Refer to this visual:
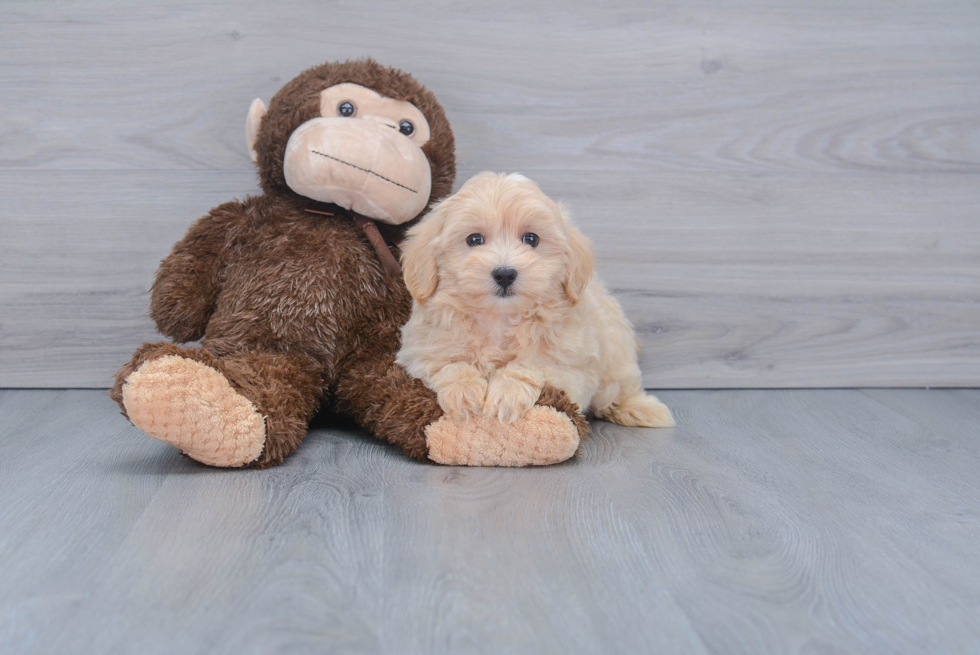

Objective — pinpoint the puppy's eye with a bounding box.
[522,232,540,248]
[398,120,415,136]
[338,101,356,117]
[466,234,485,247]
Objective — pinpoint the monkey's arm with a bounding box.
[150,201,242,343]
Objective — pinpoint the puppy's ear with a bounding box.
[401,202,447,304]
[561,209,595,304]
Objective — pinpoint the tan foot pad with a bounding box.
[425,405,580,467]
[121,355,266,467]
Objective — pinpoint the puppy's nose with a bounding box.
[492,266,518,290]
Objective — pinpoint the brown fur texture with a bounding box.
[110,59,586,467]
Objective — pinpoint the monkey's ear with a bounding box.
[561,208,595,305]
[401,202,448,304]
[245,98,267,163]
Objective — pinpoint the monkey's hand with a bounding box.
[150,202,242,342]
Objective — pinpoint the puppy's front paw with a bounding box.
[437,376,488,420]
[431,362,489,420]
[484,372,542,424]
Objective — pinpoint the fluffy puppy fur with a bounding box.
[396,172,675,429]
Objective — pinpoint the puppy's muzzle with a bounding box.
[492,267,518,295]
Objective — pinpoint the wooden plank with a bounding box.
[1,0,978,387]
[1,169,977,387]
[2,388,979,653]
[0,389,388,653]
[578,388,980,654]
[0,170,258,388]
[379,439,711,653]
[1,1,977,175]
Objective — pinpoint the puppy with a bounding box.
[396,172,675,429]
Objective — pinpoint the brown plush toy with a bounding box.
[110,59,587,468]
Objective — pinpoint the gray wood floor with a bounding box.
[1,389,978,654]
[2,1,979,388]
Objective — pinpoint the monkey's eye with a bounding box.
[337,101,355,117]
[398,120,415,136]
[466,234,485,247]
[522,232,540,248]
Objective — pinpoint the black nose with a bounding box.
[492,266,518,290]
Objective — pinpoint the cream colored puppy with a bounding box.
[396,172,675,429]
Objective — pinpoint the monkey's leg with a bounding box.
[110,342,323,468]
[424,384,590,466]
[333,352,589,466]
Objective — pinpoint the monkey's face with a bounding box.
[247,62,456,226]
[284,84,432,224]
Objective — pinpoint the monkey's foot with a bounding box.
[121,355,266,467]
[425,406,581,467]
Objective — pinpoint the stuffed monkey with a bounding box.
[110,59,587,468]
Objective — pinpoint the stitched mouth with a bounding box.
[310,150,418,194]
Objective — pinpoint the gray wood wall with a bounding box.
[2,0,978,388]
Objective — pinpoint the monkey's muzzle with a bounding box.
[283,117,432,225]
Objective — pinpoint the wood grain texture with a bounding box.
[1,0,979,387]
[2,388,979,654]
[2,170,977,387]
[3,1,978,175]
